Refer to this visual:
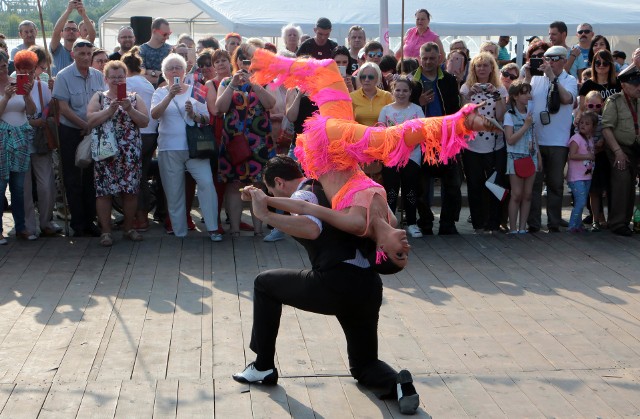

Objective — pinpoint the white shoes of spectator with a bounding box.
[406,225,423,238]
[263,228,285,242]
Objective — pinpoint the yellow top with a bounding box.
[350,88,393,127]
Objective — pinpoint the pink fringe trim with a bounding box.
[439,104,478,162]
[333,174,380,211]
[314,88,351,107]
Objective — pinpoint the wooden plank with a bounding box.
[0,384,16,414]
[113,379,156,418]
[476,371,542,417]
[278,377,315,419]
[440,373,505,418]
[339,377,393,418]
[0,381,50,419]
[75,379,121,419]
[413,374,466,418]
[152,378,178,419]
[213,377,253,418]
[508,371,582,417]
[39,380,87,418]
[305,376,353,418]
[247,380,291,418]
[176,379,214,418]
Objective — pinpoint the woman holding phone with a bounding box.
[87,60,149,246]
[460,52,508,234]
[151,53,221,241]
[216,43,275,237]
[0,50,37,244]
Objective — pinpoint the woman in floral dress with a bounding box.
[87,60,149,246]
[216,43,275,236]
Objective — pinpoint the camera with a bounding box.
[529,58,543,76]
[242,59,251,66]
[479,83,488,91]
[540,110,551,125]
[173,76,180,85]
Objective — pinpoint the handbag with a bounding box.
[90,93,118,161]
[514,156,535,178]
[547,79,561,114]
[227,133,253,165]
[75,133,93,168]
[186,123,217,159]
[32,81,55,154]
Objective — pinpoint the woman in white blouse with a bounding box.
[151,53,221,241]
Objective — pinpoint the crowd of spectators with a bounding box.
[2,4,640,246]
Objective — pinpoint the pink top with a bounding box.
[567,133,594,182]
[402,27,439,58]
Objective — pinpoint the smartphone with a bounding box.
[242,59,251,66]
[173,76,180,85]
[338,65,347,77]
[117,82,126,101]
[16,74,29,95]
[39,73,50,83]
[422,83,433,94]
[530,58,543,76]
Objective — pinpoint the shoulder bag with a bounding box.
[32,81,56,154]
[172,97,217,159]
[90,92,119,161]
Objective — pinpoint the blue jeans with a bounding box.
[568,180,591,229]
[0,171,27,235]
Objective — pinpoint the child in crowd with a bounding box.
[378,77,425,238]
[567,111,597,232]
[503,80,539,234]
[583,91,608,231]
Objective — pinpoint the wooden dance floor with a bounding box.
[1,221,640,417]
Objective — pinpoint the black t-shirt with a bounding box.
[579,79,621,99]
[108,51,122,61]
[296,38,338,60]
[348,56,359,75]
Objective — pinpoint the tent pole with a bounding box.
[379,0,389,54]
[400,0,405,73]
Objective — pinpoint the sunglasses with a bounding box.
[74,41,93,48]
[544,56,564,62]
[530,53,544,58]
[501,71,518,80]
[367,51,383,58]
[577,29,592,35]
[587,103,602,109]
[595,60,611,67]
[199,62,213,68]
[156,30,172,37]
[64,27,78,32]
[359,74,376,81]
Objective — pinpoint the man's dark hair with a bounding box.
[198,36,219,50]
[363,40,383,54]
[316,17,332,30]
[379,54,398,73]
[549,21,568,34]
[263,156,303,187]
[420,41,439,55]
[151,18,169,30]
[332,45,350,59]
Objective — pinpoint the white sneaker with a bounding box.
[209,233,223,242]
[263,228,285,242]
[406,225,423,238]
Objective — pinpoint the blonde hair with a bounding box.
[584,90,603,103]
[465,52,502,90]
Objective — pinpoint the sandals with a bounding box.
[123,229,143,242]
[100,233,113,247]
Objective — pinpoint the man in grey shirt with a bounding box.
[52,39,104,236]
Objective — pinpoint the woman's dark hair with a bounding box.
[28,45,51,66]
[92,48,107,61]
[590,49,617,86]
[526,41,550,61]
[121,46,142,74]
[366,249,404,275]
[332,45,350,60]
[0,50,8,64]
[379,54,398,73]
[263,156,303,187]
[396,58,418,75]
[198,35,219,50]
[231,43,251,72]
[197,48,214,67]
[415,8,431,19]
[212,48,231,64]
[588,35,611,65]
[580,110,599,128]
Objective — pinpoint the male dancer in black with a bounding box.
[233,156,420,415]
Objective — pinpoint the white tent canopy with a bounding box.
[99,0,640,52]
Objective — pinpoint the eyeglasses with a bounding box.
[587,103,602,109]
[367,51,383,58]
[530,53,544,58]
[501,71,518,80]
[359,74,376,81]
[64,27,78,32]
[198,62,213,68]
[544,56,564,62]
[74,41,93,49]
[107,75,126,80]
[577,29,592,35]
[38,65,48,71]
[165,65,184,72]
[156,30,172,37]
[595,60,611,67]
[93,59,108,64]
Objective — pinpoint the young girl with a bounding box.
[503,80,540,234]
[583,91,608,231]
[378,77,425,238]
[567,111,597,232]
